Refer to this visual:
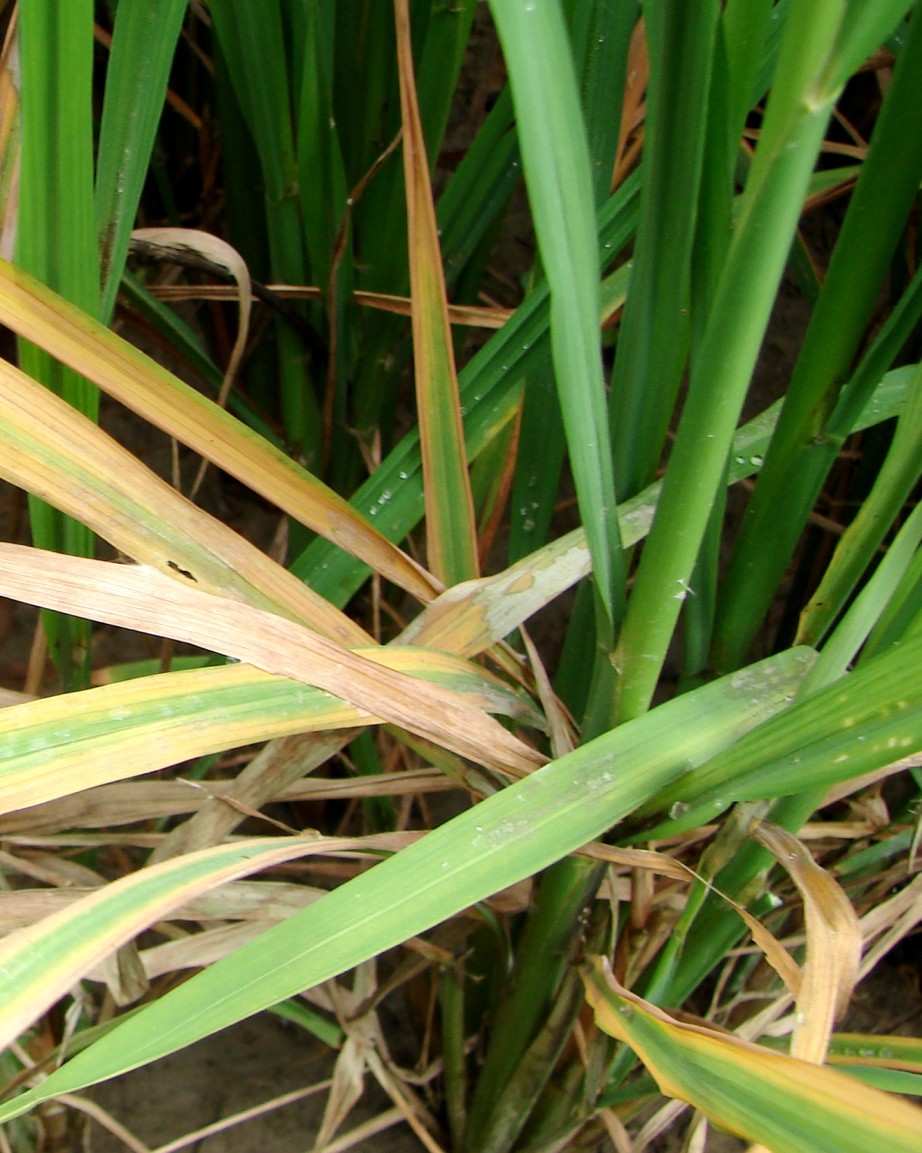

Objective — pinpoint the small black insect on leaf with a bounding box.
[167,560,197,582]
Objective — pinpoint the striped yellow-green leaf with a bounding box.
[0,353,369,645]
[831,1032,922,1074]
[582,956,922,1153]
[0,833,411,1055]
[0,259,438,604]
[0,664,364,817]
[0,642,535,819]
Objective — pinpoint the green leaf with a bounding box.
[16,0,99,686]
[209,0,320,457]
[797,358,922,652]
[609,0,720,496]
[95,0,188,322]
[0,649,809,1119]
[490,0,625,641]
[637,631,922,837]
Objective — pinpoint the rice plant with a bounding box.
[0,2,920,1150]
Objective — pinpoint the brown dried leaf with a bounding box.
[752,820,861,1064]
[0,544,544,777]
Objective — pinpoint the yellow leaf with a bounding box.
[582,956,922,1153]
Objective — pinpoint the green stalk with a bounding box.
[328,0,401,427]
[611,1,851,723]
[437,86,521,290]
[711,2,922,672]
[295,0,356,477]
[469,963,588,1153]
[565,0,638,205]
[464,858,602,1149]
[413,0,479,162]
[680,0,775,685]
[507,346,563,562]
[440,963,468,1153]
[294,0,348,293]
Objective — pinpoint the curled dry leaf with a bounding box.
[130,226,252,500]
[751,820,861,1064]
[130,227,252,413]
